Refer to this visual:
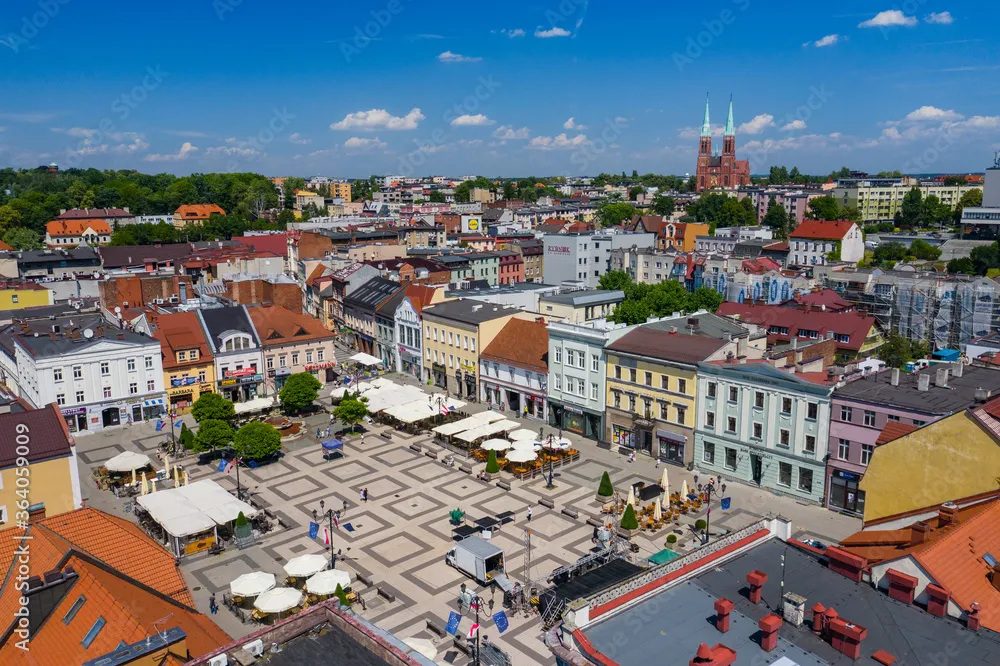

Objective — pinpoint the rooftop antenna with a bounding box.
[152,613,173,641]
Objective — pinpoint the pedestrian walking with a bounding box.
[526,507,532,522]
[342,499,348,515]
[209,593,217,614]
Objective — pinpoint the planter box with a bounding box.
[617,526,639,539]
[597,493,615,504]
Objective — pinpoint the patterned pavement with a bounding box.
[75,374,861,665]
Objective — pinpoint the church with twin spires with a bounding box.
[695,94,751,192]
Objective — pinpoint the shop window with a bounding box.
[798,468,813,493]
[724,447,737,470]
[778,463,792,487]
[704,442,715,464]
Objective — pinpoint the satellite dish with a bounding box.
[83,329,94,339]
[114,306,121,314]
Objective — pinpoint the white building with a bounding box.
[788,220,864,266]
[543,231,656,288]
[395,296,424,379]
[0,316,166,434]
[197,306,266,403]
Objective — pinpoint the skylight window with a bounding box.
[63,595,86,624]
[82,617,106,648]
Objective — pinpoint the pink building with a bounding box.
[497,251,524,285]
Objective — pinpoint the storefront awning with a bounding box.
[143,398,165,408]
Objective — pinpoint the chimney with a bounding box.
[890,368,900,386]
[910,521,930,546]
[925,584,951,618]
[918,373,931,392]
[938,502,959,527]
[828,616,868,661]
[967,602,982,631]
[824,546,867,582]
[811,602,826,633]
[714,598,733,634]
[758,614,781,652]
[884,568,918,605]
[747,570,767,604]
[935,367,949,388]
[975,387,990,402]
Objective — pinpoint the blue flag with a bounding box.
[721,497,731,510]
[445,611,461,636]
[216,459,227,473]
[155,420,165,432]
[309,521,319,539]
[493,610,509,633]
[175,421,183,428]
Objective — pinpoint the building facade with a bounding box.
[151,311,216,414]
[695,96,751,191]
[788,220,865,265]
[479,318,549,420]
[543,232,656,288]
[247,306,337,393]
[694,362,833,504]
[197,306,266,403]
[538,290,624,324]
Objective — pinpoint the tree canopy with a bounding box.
[334,396,369,432]
[598,270,723,324]
[687,193,755,228]
[878,332,929,369]
[233,421,282,460]
[597,202,638,228]
[191,393,235,423]
[279,372,322,413]
[194,419,235,453]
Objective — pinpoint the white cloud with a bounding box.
[677,125,724,140]
[882,126,903,140]
[535,26,570,38]
[344,136,388,150]
[527,133,589,150]
[438,51,482,63]
[204,144,261,159]
[742,133,850,154]
[925,11,954,25]
[111,135,149,154]
[417,144,449,154]
[859,10,918,28]
[493,126,530,140]
[288,132,311,145]
[143,142,198,162]
[808,34,841,48]
[782,119,807,131]
[457,139,483,147]
[563,117,586,130]
[451,114,495,127]
[415,33,443,39]
[163,129,211,138]
[331,108,424,131]
[962,115,1000,130]
[507,28,525,38]
[905,106,964,122]
[53,127,149,155]
[737,114,775,135]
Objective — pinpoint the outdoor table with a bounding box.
[638,484,664,502]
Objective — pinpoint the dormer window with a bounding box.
[223,334,253,351]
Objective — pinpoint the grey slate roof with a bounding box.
[645,312,750,339]
[2,315,157,358]
[422,299,519,325]
[343,277,402,312]
[197,305,260,351]
[539,290,625,307]
[833,365,1000,414]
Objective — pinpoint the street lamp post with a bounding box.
[168,410,177,455]
[702,481,726,545]
[545,433,555,489]
[313,500,338,569]
[461,585,487,666]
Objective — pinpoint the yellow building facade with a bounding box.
[164,361,216,414]
[0,284,53,311]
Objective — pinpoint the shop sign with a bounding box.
[61,407,87,416]
[168,386,194,396]
[225,367,256,378]
[834,469,859,481]
[564,405,583,415]
[171,376,198,387]
[304,362,334,371]
[220,378,238,387]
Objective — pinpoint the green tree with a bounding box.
[2,227,42,250]
[954,188,983,224]
[872,242,908,267]
[597,202,638,228]
[740,196,757,223]
[0,204,22,234]
[334,583,349,606]
[334,396,369,432]
[920,195,951,229]
[878,332,926,369]
[282,177,307,208]
[609,299,651,325]
[597,270,633,292]
[943,176,967,186]
[236,511,249,527]
[947,257,976,274]
[969,242,1000,275]
[761,198,790,238]
[279,372,322,414]
[598,471,614,497]
[806,196,842,221]
[191,392,235,423]
[233,421,281,460]
[620,504,639,530]
[485,449,500,474]
[179,423,195,450]
[687,286,724,313]
[900,187,923,229]
[428,190,446,203]
[909,239,941,261]
[194,419,235,452]
[651,194,676,216]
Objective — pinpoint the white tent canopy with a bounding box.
[365,384,427,413]
[284,553,329,578]
[136,479,257,538]
[104,450,152,473]
[349,352,383,367]
[507,429,538,442]
[230,572,276,598]
[235,396,275,415]
[403,637,437,661]
[305,569,351,595]
[480,439,512,451]
[455,419,519,443]
[254,587,303,614]
[506,448,537,463]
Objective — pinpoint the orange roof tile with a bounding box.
[175,204,226,219]
[403,283,439,315]
[876,421,919,445]
[480,318,549,373]
[152,311,214,371]
[0,241,13,251]
[789,220,856,240]
[45,219,112,237]
[247,305,336,346]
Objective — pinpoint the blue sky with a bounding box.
[0,1,998,178]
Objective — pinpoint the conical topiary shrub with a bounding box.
[485,449,500,474]
[620,504,638,530]
[235,511,248,527]
[334,583,349,606]
[597,471,614,497]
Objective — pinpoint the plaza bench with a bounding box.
[538,498,555,509]
[426,619,446,638]
[586,517,603,527]
[380,431,392,441]
[459,464,473,474]
[356,572,374,587]
[377,587,396,603]
[453,637,472,656]
[273,511,294,529]
[424,450,438,460]
[408,443,421,453]
[562,508,579,519]
[496,481,511,491]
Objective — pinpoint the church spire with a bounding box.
[724,95,735,136]
[700,93,711,138]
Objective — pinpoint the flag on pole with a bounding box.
[323,527,331,546]
[227,457,243,474]
[332,513,339,529]
[309,522,319,539]
[155,420,165,432]
[467,623,480,639]
[440,403,450,415]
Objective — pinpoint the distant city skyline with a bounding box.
[0,1,998,177]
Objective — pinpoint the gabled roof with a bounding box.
[607,327,728,365]
[876,420,919,445]
[790,288,851,311]
[197,305,259,350]
[343,277,404,312]
[151,311,214,371]
[55,208,132,220]
[45,219,112,237]
[246,306,335,346]
[789,220,856,240]
[401,283,439,315]
[98,243,192,269]
[231,233,288,257]
[0,403,73,468]
[480,318,549,373]
[717,301,877,352]
[175,204,226,219]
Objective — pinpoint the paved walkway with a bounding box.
[74,373,860,665]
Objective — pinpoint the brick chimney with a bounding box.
[910,521,930,546]
[925,584,950,617]
[714,598,733,634]
[828,616,868,660]
[758,614,782,652]
[967,602,982,631]
[811,602,826,633]
[689,643,737,666]
[938,503,959,528]
[884,568,918,605]
[747,570,767,604]
[823,607,838,639]
[824,546,867,582]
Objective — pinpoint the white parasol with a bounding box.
[508,429,538,441]
[480,439,512,452]
[506,448,537,463]
[163,454,170,476]
[681,479,689,498]
[284,553,328,578]
[404,637,438,660]
[510,439,541,451]
[305,569,351,595]
[131,467,137,486]
[140,471,148,495]
[105,450,152,473]
[149,477,157,493]
[625,486,636,508]
[660,468,669,495]
[653,498,662,522]
[230,571,276,598]
[174,466,181,487]
[542,438,571,450]
[254,587,303,614]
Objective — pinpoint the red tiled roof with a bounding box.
[791,288,851,311]
[151,311,214,371]
[55,207,131,220]
[0,241,14,251]
[717,302,877,352]
[789,220,856,240]
[876,421,919,445]
[247,305,336,346]
[403,283,439,315]
[175,204,225,219]
[232,233,288,257]
[45,219,112,237]
[0,403,73,468]
[480,318,548,372]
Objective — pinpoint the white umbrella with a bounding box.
[681,479,689,498]
[131,467,137,486]
[163,454,171,477]
[284,553,328,578]
[230,571,276,598]
[149,477,156,493]
[660,468,669,494]
[254,587,303,614]
[625,486,636,508]
[653,498,663,522]
[481,439,512,452]
[506,448,537,463]
[140,471,148,495]
[508,429,537,441]
[542,439,570,450]
[305,569,351,595]
[105,450,152,473]
[404,637,438,661]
